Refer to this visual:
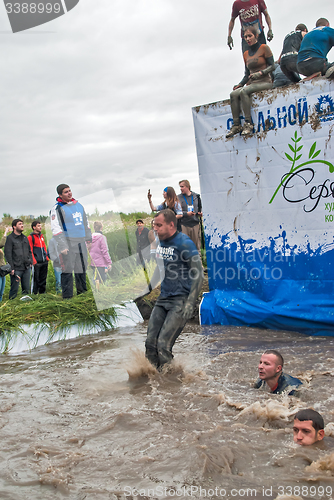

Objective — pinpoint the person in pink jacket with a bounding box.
[87,221,112,284]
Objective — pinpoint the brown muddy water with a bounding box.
[0,323,333,500]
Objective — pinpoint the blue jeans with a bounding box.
[0,276,6,301]
[54,266,62,293]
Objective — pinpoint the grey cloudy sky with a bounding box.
[0,0,332,217]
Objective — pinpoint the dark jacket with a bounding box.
[136,227,150,262]
[177,192,201,227]
[4,231,33,271]
[254,372,303,396]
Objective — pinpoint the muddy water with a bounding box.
[0,324,333,500]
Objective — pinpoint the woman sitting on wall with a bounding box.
[226,26,275,138]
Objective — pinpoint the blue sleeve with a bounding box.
[156,204,164,211]
[175,202,183,215]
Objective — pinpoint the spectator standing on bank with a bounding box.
[50,184,92,299]
[178,180,202,253]
[47,236,62,294]
[147,186,183,231]
[28,220,49,295]
[297,18,334,79]
[4,219,33,299]
[279,24,308,83]
[228,0,273,53]
[87,221,112,285]
[135,219,151,266]
[0,226,11,301]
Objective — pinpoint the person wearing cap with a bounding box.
[135,219,151,266]
[279,24,308,83]
[50,184,91,299]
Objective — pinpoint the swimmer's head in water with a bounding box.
[293,409,325,446]
[258,350,283,382]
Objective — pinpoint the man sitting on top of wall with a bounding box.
[297,18,334,79]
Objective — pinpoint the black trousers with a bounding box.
[297,58,333,77]
[280,55,301,83]
[60,243,87,299]
[9,268,31,299]
[145,295,188,368]
[32,261,48,294]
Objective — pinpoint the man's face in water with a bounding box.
[293,419,325,446]
[258,353,281,382]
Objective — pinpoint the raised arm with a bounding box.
[147,189,157,212]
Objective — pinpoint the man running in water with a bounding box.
[145,209,203,369]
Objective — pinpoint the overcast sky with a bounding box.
[0,0,332,217]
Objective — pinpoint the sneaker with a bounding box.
[226,124,242,138]
[325,66,334,79]
[241,122,254,136]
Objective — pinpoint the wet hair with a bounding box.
[12,218,23,228]
[93,221,103,232]
[179,179,191,190]
[316,18,329,27]
[154,208,177,227]
[263,349,284,368]
[56,183,69,195]
[295,24,308,32]
[294,409,324,431]
[31,220,41,230]
[243,25,259,37]
[164,186,179,210]
[136,219,144,224]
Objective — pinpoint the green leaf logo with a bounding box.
[269,134,334,204]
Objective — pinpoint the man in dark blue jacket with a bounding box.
[4,219,33,299]
[144,209,203,369]
[50,184,91,299]
[254,349,302,395]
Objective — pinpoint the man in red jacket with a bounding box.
[28,220,49,294]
